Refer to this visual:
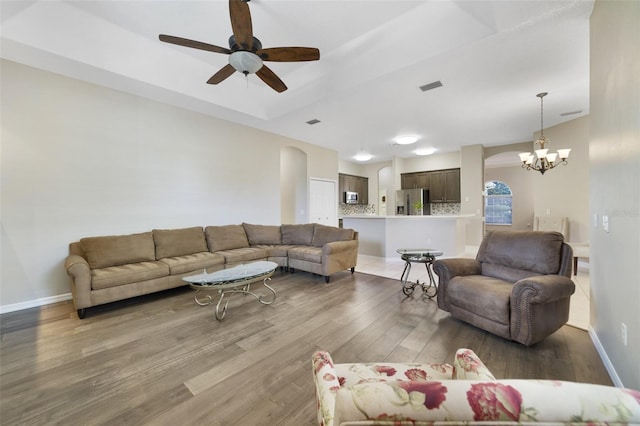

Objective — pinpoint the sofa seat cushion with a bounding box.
[336,361,453,388]
[253,244,297,257]
[312,224,355,247]
[158,252,225,275]
[205,225,249,252]
[153,227,207,259]
[281,223,315,245]
[288,246,322,264]
[215,247,268,264]
[448,275,513,325]
[91,261,169,290]
[242,223,282,245]
[81,232,156,269]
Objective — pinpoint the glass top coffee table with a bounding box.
[396,249,443,298]
[183,261,278,321]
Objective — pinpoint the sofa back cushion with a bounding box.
[281,223,315,245]
[242,223,282,245]
[80,232,156,269]
[205,225,249,252]
[477,231,564,277]
[153,227,207,259]
[311,224,355,247]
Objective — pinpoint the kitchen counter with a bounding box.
[342,214,475,258]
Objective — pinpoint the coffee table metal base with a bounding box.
[191,275,276,320]
[184,261,277,321]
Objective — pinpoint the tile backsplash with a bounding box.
[339,203,461,216]
[339,203,376,216]
[430,203,461,215]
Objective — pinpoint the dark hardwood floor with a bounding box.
[0,270,612,425]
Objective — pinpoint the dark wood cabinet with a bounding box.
[339,173,368,205]
[401,168,460,203]
[401,171,430,190]
[429,168,460,203]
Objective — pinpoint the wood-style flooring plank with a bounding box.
[0,270,612,425]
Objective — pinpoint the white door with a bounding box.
[310,179,337,226]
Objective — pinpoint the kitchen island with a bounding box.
[342,215,475,259]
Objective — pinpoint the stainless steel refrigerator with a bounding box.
[395,189,431,215]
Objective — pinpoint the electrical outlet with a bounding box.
[603,215,610,233]
[621,323,628,346]
[546,209,551,215]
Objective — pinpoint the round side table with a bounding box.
[396,249,443,298]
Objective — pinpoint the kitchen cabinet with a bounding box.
[429,168,460,203]
[339,173,368,205]
[401,171,430,190]
[401,168,460,203]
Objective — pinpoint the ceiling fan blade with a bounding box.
[229,0,253,51]
[256,65,287,93]
[159,34,231,55]
[207,64,236,85]
[257,47,320,62]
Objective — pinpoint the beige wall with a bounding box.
[0,60,338,308]
[531,116,590,243]
[589,0,639,389]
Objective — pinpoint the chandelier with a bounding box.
[518,92,570,174]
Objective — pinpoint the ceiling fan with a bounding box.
[159,0,320,93]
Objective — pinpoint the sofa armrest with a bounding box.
[64,255,92,309]
[322,239,358,255]
[432,258,481,311]
[312,351,340,426]
[512,274,575,304]
[452,348,495,380]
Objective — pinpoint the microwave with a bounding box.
[344,191,359,204]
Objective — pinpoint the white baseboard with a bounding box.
[589,326,624,387]
[0,293,72,315]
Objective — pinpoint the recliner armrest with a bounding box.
[512,274,575,304]
[433,258,481,311]
[433,258,481,278]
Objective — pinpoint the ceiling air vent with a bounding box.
[419,81,443,92]
[306,119,321,125]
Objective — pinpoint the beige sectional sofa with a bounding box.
[65,223,358,318]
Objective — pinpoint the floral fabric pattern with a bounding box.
[467,382,522,420]
[313,349,640,426]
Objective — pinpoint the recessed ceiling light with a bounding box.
[415,148,436,156]
[354,152,373,161]
[395,135,418,145]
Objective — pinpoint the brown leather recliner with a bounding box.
[433,231,575,346]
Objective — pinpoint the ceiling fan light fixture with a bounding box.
[229,51,263,74]
[395,135,418,145]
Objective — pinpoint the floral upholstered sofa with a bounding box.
[312,349,640,425]
[65,223,358,318]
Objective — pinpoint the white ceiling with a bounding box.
[1,0,593,164]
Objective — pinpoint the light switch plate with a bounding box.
[602,215,610,233]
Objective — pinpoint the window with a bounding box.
[484,181,512,225]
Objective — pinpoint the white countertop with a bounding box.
[342,214,476,219]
